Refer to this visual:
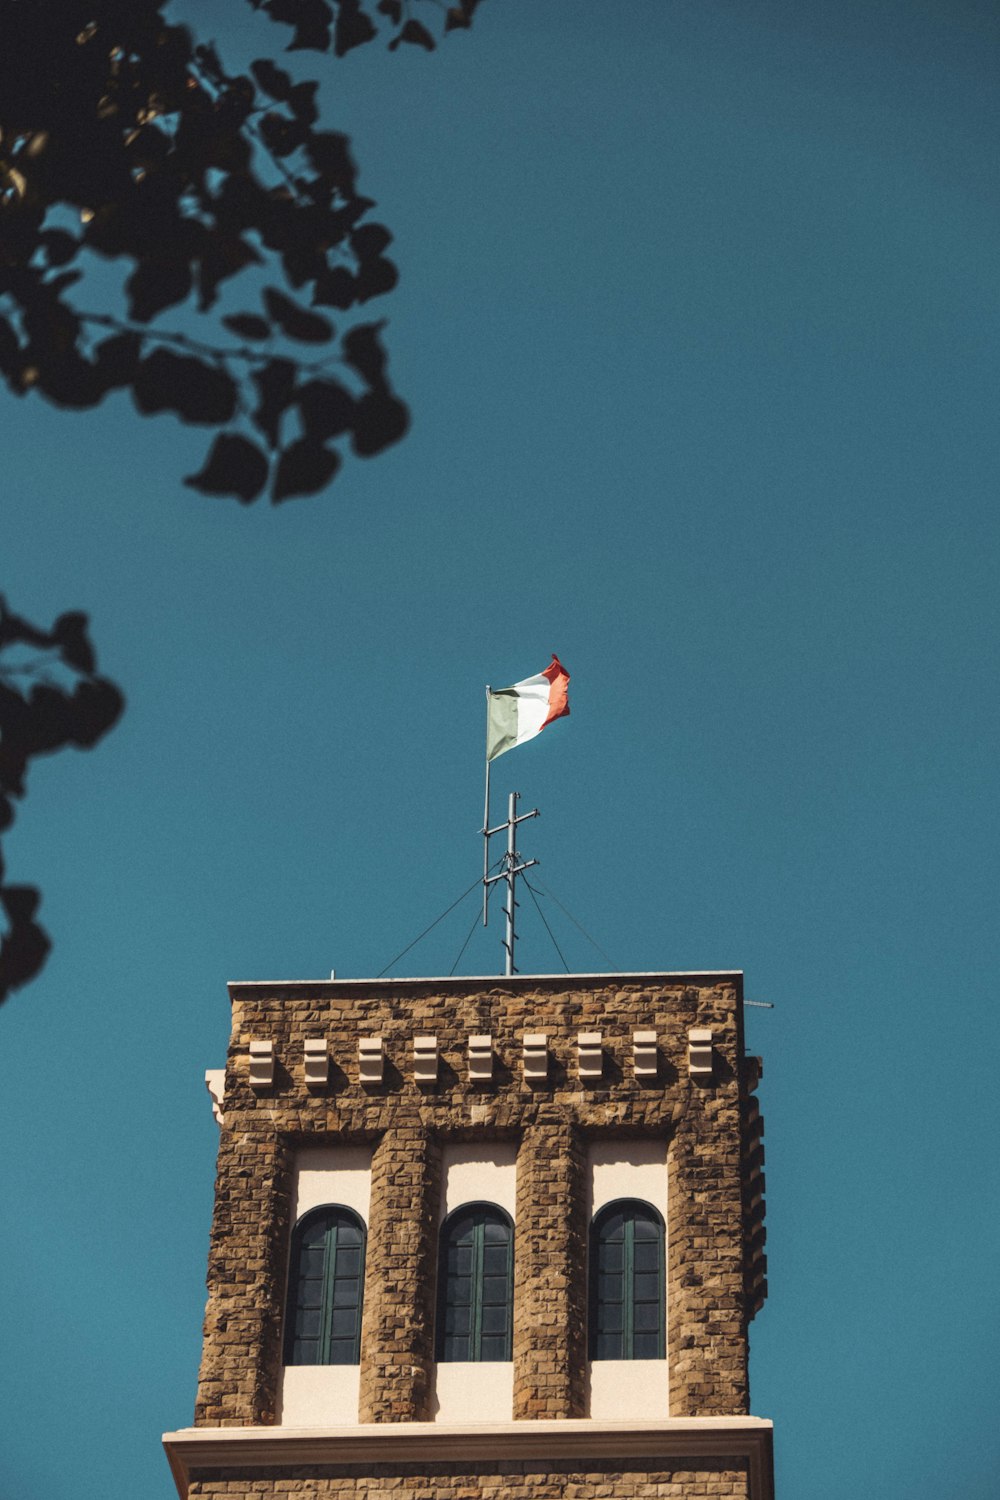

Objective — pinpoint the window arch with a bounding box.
[589,1198,665,1360]
[436,1202,514,1362]
[284,1205,367,1366]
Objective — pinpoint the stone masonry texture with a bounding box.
[188,1458,750,1499]
[194,974,761,1433]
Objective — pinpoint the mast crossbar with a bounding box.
[480,787,541,976]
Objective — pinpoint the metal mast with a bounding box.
[483,790,539,976]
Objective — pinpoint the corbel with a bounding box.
[746,1138,765,1181]
[469,1033,493,1083]
[248,1039,274,1090]
[744,1096,763,1140]
[413,1034,438,1085]
[747,1174,766,1220]
[688,1026,714,1079]
[523,1033,548,1084]
[303,1038,329,1089]
[577,1031,603,1082]
[633,1029,658,1080]
[359,1035,384,1086]
[204,1069,225,1125]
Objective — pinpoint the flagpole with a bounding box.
[482,686,491,925]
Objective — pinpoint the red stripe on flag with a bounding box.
[540,654,570,730]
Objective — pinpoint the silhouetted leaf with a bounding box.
[350,223,393,259]
[0,0,422,523]
[335,0,378,56]
[64,679,126,749]
[196,236,261,311]
[223,313,272,341]
[0,318,22,381]
[262,286,333,342]
[126,259,193,322]
[287,81,319,124]
[390,19,435,51]
[184,433,270,502]
[51,613,95,674]
[0,884,50,1003]
[296,376,354,440]
[251,58,294,99]
[93,332,142,391]
[271,437,341,500]
[255,0,480,51]
[39,229,79,267]
[343,321,388,385]
[354,253,398,302]
[35,353,105,408]
[445,0,480,30]
[312,266,357,309]
[44,270,83,298]
[133,349,238,424]
[251,358,298,447]
[305,131,356,189]
[265,0,333,50]
[259,111,306,157]
[0,597,123,1002]
[350,388,409,455]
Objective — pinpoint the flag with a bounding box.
[486,655,570,761]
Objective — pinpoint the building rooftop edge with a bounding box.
[227,970,744,997]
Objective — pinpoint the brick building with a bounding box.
[163,969,773,1499]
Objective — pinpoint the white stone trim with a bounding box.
[358,1035,383,1085]
[248,1039,274,1089]
[522,1032,548,1083]
[204,1069,225,1125]
[229,970,744,996]
[303,1038,329,1089]
[578,1031,603,1080]
[163,1417,774,1500]
[413,1034,438,1084]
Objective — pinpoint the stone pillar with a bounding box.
[359,1124,440,1421]
[667,1109,748,1416]
[512,1119,588,1419]
[195,1128,294,1426]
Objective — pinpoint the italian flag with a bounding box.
[486,655,570,761]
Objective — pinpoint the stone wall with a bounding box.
[188,1458,750,1500]
[194,974,756,1429]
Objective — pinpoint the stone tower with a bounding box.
[163,970,773,1499]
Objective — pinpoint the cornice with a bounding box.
[163,1415,773,1500]
[227,971,745,1001]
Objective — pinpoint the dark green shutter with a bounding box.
[590,1200,665,1360]
[285,1206,366,1366]
[437,1204,513,1362]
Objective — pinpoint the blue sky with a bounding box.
[2,1,998,1496]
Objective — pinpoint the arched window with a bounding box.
[436,1202,514,1362]
[589,1199,665,1360]
[284,1205,366,1366]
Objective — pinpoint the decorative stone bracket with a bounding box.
[234,1025,730,1095]
[204,1069,225,1125]
[248,1040,274,1090]
[577,1030,603,1081]
[468,1033,493,1083]
[742,1094,767,1318]
[523,1032,548,1083]
[413,1034,439,1085]
[358,1036,384,1086]
[633,1029,658,1079]
[303,1038,329,1089]
[688,1027,714,1079]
